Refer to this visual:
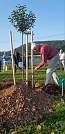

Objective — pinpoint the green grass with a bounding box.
[0,63,65,86]
[0,63,65,134]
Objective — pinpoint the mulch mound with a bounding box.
[0,83,62,131]
[42,83,62,95]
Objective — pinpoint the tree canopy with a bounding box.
[8,4,36,33]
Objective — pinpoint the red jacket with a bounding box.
[37,44,58,68]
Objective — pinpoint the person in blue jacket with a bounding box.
[3,52,9,71]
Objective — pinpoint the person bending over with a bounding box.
[32,43,59,85]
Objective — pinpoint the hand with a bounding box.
[34,67,38,72]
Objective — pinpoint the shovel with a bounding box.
[18,72,34,89]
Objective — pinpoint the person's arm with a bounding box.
[34,49,47,72]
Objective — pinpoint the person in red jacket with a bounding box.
[31,43,59,85]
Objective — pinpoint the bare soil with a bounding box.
[0,81,62,131]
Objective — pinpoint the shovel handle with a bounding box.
[25,72,34,83]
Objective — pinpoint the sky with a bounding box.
[0,0,65,51]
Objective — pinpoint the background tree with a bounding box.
[8,4,36,79]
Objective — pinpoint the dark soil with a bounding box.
[0,82,63,131]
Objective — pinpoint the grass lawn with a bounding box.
[0,63,65,84]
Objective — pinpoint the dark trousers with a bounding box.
[14,64,17,73]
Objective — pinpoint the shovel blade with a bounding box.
[19,81,28,89]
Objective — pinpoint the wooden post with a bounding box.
[31,31,34,88]
[9,31,16,85]
[22,32,24,80]
[26,34,28,85]
[62,79,64,97]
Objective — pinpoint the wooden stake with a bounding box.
[9,31,16,85]
[62,79,64,97]
[26,34,28,85]
[31,31,34,88]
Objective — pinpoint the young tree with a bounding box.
[8,4,36,79]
